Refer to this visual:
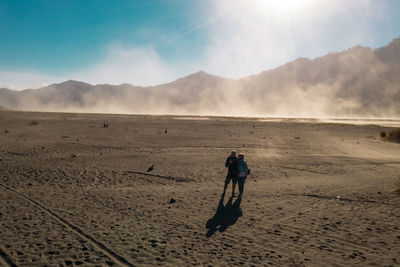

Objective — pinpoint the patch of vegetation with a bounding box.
[380,129,400,143]
[30,120,39,126]
[387,129,400,143]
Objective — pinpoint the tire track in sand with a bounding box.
[123,170,193,182]
[0,185,135,267]
[270,164,331,175]
[0,247,17,267]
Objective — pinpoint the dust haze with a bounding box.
[1,1,399,118]
[1,38,399,118]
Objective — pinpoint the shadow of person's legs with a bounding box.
[219,196,242,232]
[205,196,243,237]
[205,197,226,237]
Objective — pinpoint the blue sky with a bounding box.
[0,0,399,89]
[0,1,207,74]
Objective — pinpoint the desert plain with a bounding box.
[0,110,399,266]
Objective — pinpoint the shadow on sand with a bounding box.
[205,196,242,237]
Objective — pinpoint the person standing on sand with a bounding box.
[222,151,238,197]
[237,153,249,198]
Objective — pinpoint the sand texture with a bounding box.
[1,111,400,266]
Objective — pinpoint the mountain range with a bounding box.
[1,38,400,117]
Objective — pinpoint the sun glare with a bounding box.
[255,0,314,15]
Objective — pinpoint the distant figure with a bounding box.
[164,128,168,134]
[147,164,155,172]
[222,151,238,197]
[237,153,249,198]
[103,121,109,128]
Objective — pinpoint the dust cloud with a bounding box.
[0,38,399,118]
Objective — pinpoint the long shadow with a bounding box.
[205,196,242,237]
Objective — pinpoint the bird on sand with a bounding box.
[147,164,155,172]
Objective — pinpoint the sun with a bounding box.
[255,0,315,15]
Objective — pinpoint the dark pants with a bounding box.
[238,176,246,194]
[225,170,238,184]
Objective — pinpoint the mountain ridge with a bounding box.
[1,37,399,117]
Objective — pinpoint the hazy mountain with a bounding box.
[236,39,400,117]
[1,38,400,117]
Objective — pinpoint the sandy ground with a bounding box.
[0,111,399,266]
